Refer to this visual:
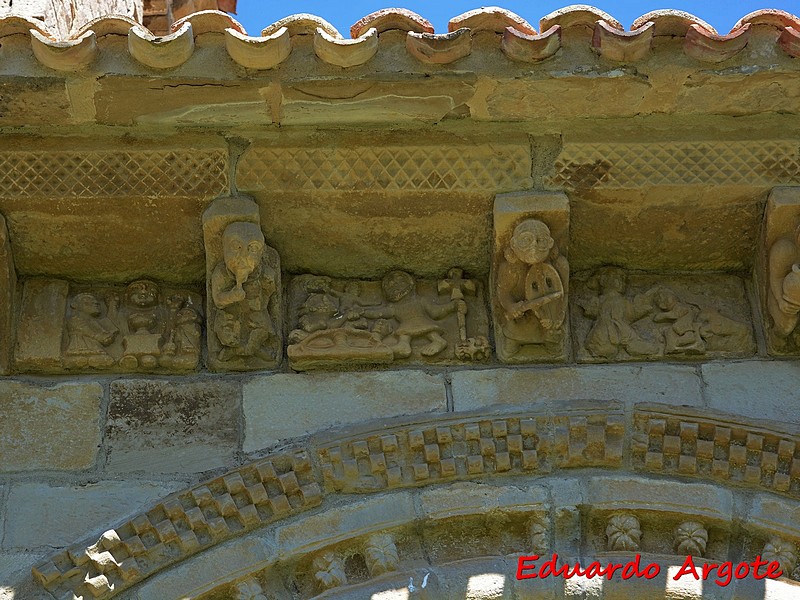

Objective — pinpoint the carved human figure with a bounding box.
[364,270,458,358]
[117,280,164,369]
[496,219,568,358]
[581,267,661,360]
[64,293,117,367]
[653,289,705,354]
[768,224,800,342]
[211,222,277,362]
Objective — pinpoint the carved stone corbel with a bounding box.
[203,195,282,371]
[492,191,570,363]
[759,187,800,354]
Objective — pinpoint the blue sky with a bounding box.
[231,1,799,36]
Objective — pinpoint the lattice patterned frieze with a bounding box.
[0,150,228,198]
[633,407,800,496]
[32,452,321,600]
[318,405,624,493]
[547,140,800,189]
[236,144,532,192]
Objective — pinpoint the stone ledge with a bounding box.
[450,364,702,412]
[702,361,800,424]
[243,370,447,452]
[0,381,103,473]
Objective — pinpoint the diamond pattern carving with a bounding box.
[548,141,800,189]
[33,452,321,600]
[319,405,624,493]
[0,150,228,198]
[237,144,531,192]
[633,406,800,497]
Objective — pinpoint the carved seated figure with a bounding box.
[211,222,277,363]
[64,293,117,368]
[768,224,800,346]
[581,267,661,360]
[496,219,568,359]
[118,279,164,369]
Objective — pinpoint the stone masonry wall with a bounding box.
[2,358,799,594]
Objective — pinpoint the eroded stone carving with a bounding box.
[762,537,798,576]
[364,533,400,576]
[766,227,800,353]
[606,513,641,551]
[574,268,754,361]
[675,521,708,556]
[287,270,489,370]
[14,278,202,373]
[233,577,267,600]
[203,196,282,371]
[313,551,347,591]
[493,192,570,363]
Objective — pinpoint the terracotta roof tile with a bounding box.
[350,8,432,38]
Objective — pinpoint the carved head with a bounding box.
[382,270,415,302]
[71,293,102,317]
[597,267,626,294]
[654,288,677,311]
[126,280,159,308]
[509,219,554,265]
[222,222,265,286]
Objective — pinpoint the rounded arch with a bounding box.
[30,401,800,599]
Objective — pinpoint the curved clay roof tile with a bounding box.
[631,9,716,36]
[501,25,561,63]
[261,13,340,38]
[406,28,473,64]
[171,10,245,35]
[684,23,751,63]
[350,8,433,38]
[449,6,536,35]
[314,27,378,68]
[540,4,623,32]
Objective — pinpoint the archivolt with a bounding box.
[32,400,800,599]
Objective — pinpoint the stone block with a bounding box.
[451,364,702,411]
[134,536,273,600]
[243,371,446,451]
[3,480,181,550]
[585,475,732,520]
[746,494,800,539]
[0,381,102,472]
[275,492,415,556]
[0,552,45,588]
[702,361,800,424]
[418,482,547,521]
[106,379,240,473]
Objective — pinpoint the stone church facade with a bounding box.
[0,1,799,598]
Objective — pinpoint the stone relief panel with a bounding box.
[572,269,755,362]
[287,269,489,371]
[203,196,283,372]
[14,278,202,373]
[492,191,570,363]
